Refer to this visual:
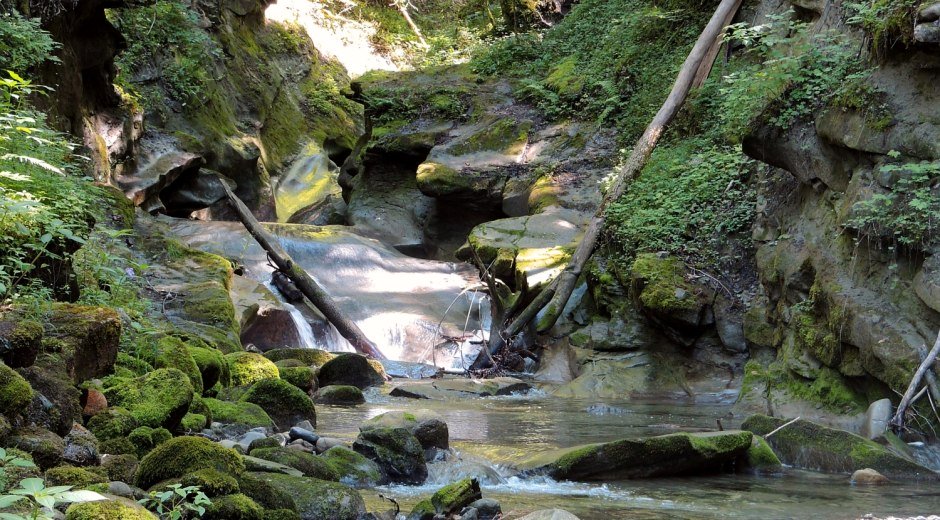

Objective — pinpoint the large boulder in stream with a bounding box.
[361,410,449,451]
[408,478,482,520]
[352,427,428,484]
[245,471,365,520]
[316,353,384,389]
[742,414,939,479]
[525,431,753,480]
[390,377,532,400]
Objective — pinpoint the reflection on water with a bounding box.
[319,391,940,520]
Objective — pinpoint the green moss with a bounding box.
[181,468,240,497]
[103,368,195,430]
[136,436,245,489]
[203,493,264,520]
[314,385,365,405]
[447,118,531,155]
[242,472,365,520]
[87,407,138,441]
[226,352,280,387]
[278,366,317,394]
[128,426,172,458]
[203,398,275,429]
[99,437,137,456]
[631,254,699,312]
[409,478,481,520]
[241,378,316,430]
[263,510,301,520]
[189,346,228,389]
[101,453,139,482]
[0,361,33,418]
[44,465,108,487]
[152,336,204,393]
[181,413,208,431]
[65,499,157,520]
[742,306,776,348]
[741,436,782,471]
[236,473,297,512]
[320,446,381,487]
[114,353,153,377]
[250,447,338,480]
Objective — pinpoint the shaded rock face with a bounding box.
[317,354,385,389]
[45,304,121,384]
[528,431,753,481]
[353,427,428,484]
[742,415,938,480]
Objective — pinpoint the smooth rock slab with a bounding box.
[526,431,753,481]
[742,414,938,480]
[390,377,532,400]
[245,471,365,520]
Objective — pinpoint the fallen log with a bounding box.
[470,0,744,369]
[890,329,940,432]
[215,175,386,360]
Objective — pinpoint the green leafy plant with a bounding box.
[0,14,61,72]
[844,0,919,53]
[0,449,35,493]
[0,477,105,520]
[847,159,940,250]
[138,484,211,520]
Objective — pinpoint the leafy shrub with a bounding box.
[847,158,940,250]
[0,13,60,72]
[845,0,920,53]
[605,140,756,267]
[138,484,211,520]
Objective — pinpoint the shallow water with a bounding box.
[316,389,940,519]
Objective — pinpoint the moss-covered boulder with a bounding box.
[316,354,384,389]
[65,498,157,520]
[44,304,121,384]
[150,337,204,393]
[236,472,297,511]
[204,398,275,429]
[101,454,139,483]
[127,426,172,458]
[0,319,42,368]
[320,446,381,487]
[17,362,81,436]
[226,352,280,387]
[103,368,194,431]
[352,427,427,484]
[62,423,100,467]
[529,431,753,481]
[241,378,316,430]
[189,346,228,390]
[738,435,782,473]
[245,472,365,520]
[8,426,65,469]
[203,493,264,520]
[135,436,245,489]
[87,407,138,442]
[99,438,136,457]
[314,385,364,405]
[181,412,209,431]
[407,478,482,520]
[741,414,938,479]
[0,362,33,418]
[181,468,241,497]
[361,410,448,451]
[264,348,335,367]
[45,465,108,487]
[250,447,338,480]
[278,366,318,395]
[630,254,712,333]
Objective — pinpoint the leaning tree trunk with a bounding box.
[216,175,387,360]
[471,0,744,369]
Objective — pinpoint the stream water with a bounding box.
[315,389,940,519]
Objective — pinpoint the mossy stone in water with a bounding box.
[321,446,381,487]
[250,447,338,480]
[226,352,280,387]
[408,477,482,520]
[241,378,316,430]
[87,407,138,441]
[65,498,157,520]
[317,354,384,389]
[103,368,194,431]
[203,493,264,520]
[244,471,365,520]
[135,435,245,489]
[741,414,938,479]
[181,413,209,431]
[264,348,335,367]
[204,398,275,429]
[739,435,782,472]
[237,472,297,511]
[314,385,365,405]
[0,362,33,418]
[352,427,427,484]
[538,430,753,481]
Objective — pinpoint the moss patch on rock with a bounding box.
[65,499,157,520]
[45,465,108,487]
[204,398,275,429]
[263,348,335,367]
[320,446,381,487]
[226,352,280,387]
[250,447,338,480]
[314,385,365,405]
[203,493,264,520]
[241,378,316,430]
[278,366,317,395]
[244,472,365,520]
[0,362,33,419]
[135,435,245,489]
[103,368,194,430]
